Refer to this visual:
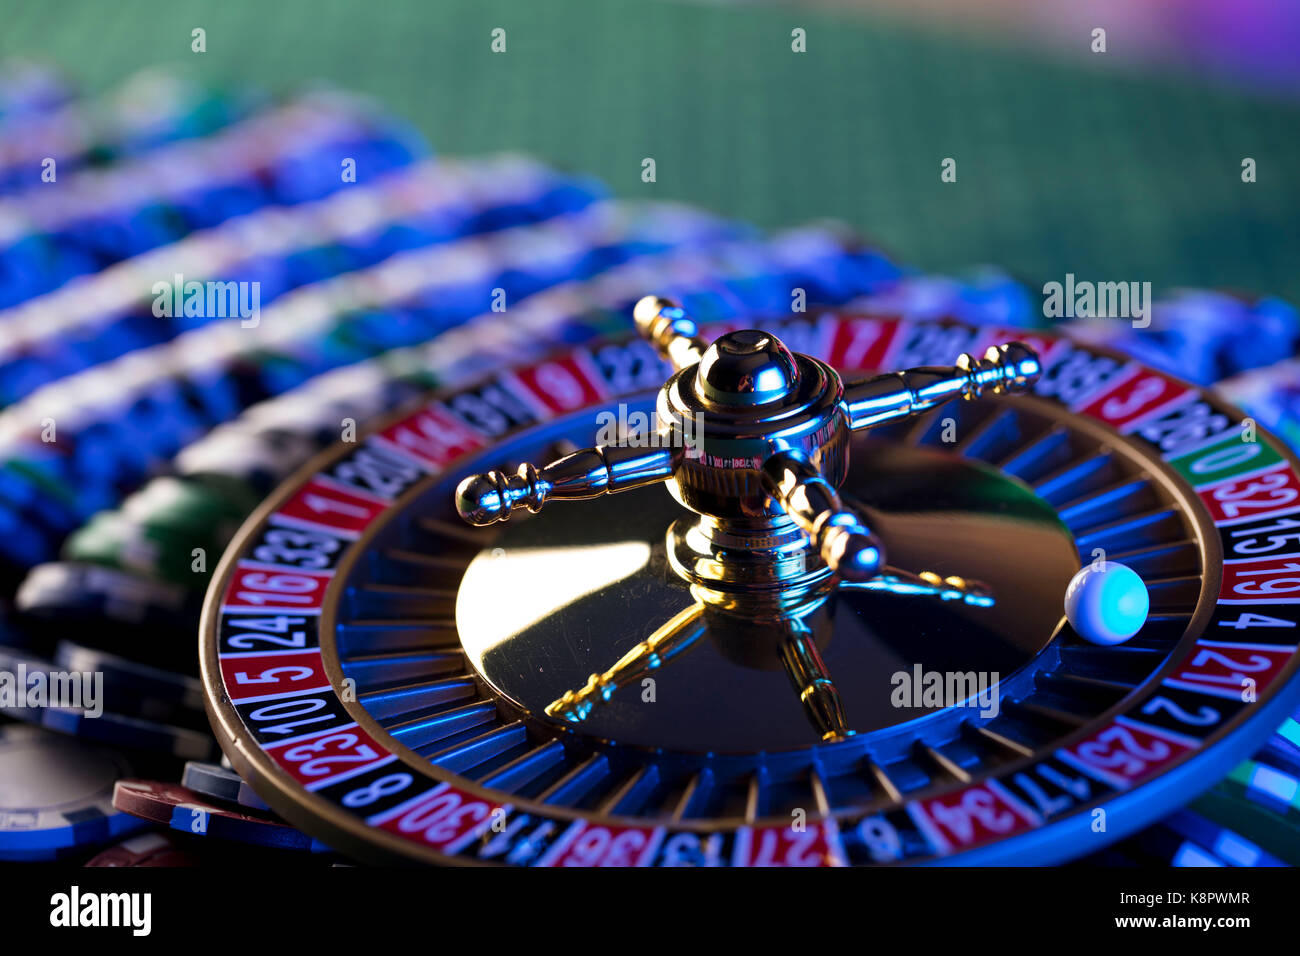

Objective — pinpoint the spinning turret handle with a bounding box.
[454,444,674,527]
[633,295,708,370]
[455,297,1040,546]
[761,451,882,583]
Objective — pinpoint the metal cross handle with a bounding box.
[455,295,1040,584]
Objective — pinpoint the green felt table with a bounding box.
[4,0,1298,304]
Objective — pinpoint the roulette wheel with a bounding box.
[200,296,1300,866]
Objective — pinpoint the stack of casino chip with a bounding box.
[0,635,213,759]
[3,66,1300,867]
[86,761,335,864]
[1215,358,1300,452]
[107,776,331,856]
[0,91,429,309]
[0,69,261,194]
[1062,288,1300,386]
[0,154,608,405]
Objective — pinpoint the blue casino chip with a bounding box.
[0,723,147,860]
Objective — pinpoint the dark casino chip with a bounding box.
[181,760,269,811]
[15,560,197,629]
[56,475,262,587]
[38,709,215,760]
[1222,759,1300,817]
[55,640,204,713]
[84,830,200,867]
[0,724,148,861]
[1099,816,1233,867]
[0,599,37,651]
[62,510,231,586]
[1160,808,1285,867]
[112,780,321,851]
[119,475,258,533]
[8,633,202,715]
[175,424,322,496]
[1258,739,1300,782]
[1193,787,1300,866]
[0,645,215,756]
[1276,717,1300,761]
[15,565,203,675]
